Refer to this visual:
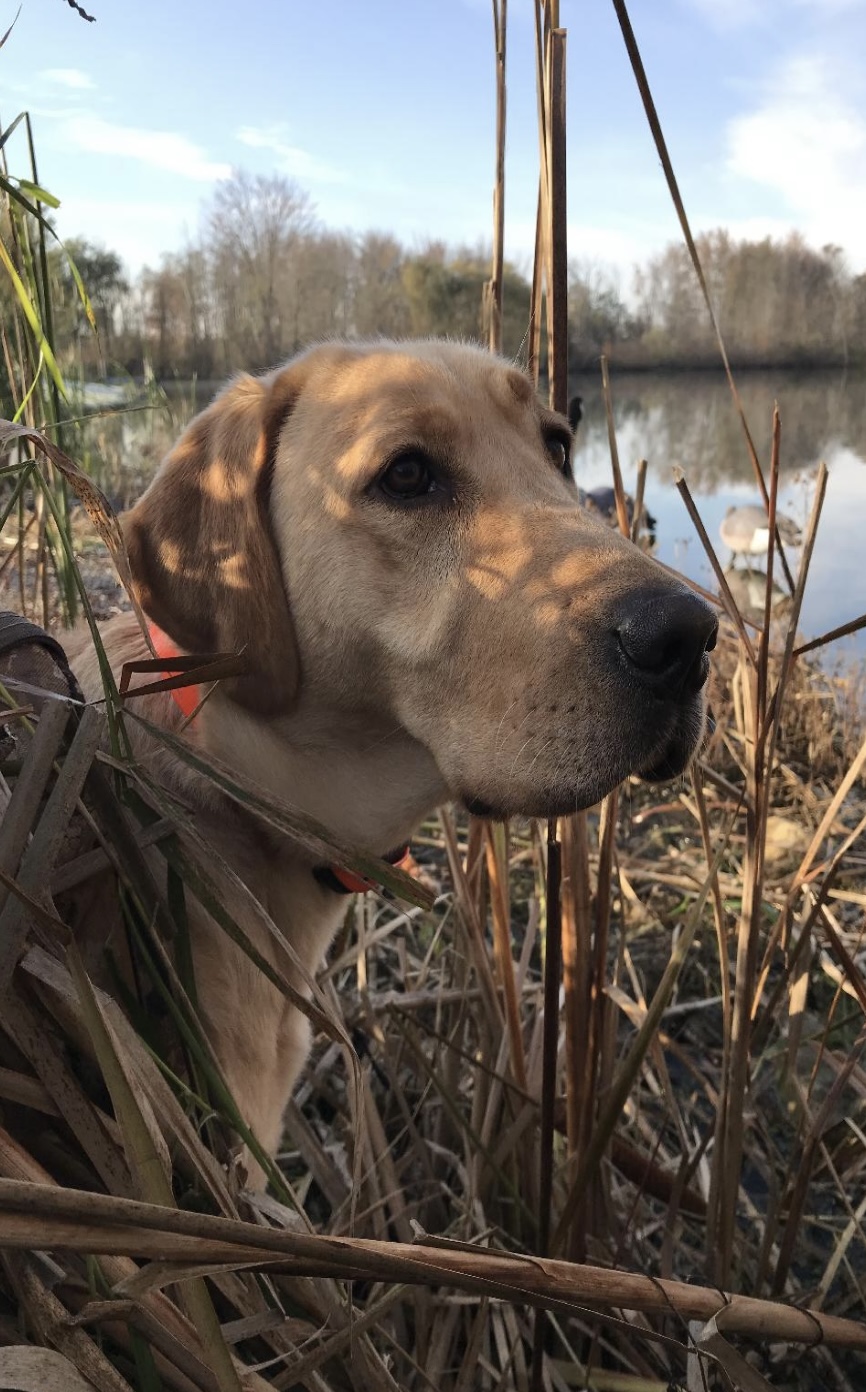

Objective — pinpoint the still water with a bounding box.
[572,370,866,656]
[108,370,865,656]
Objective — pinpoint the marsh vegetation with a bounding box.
[1,5,866,1392]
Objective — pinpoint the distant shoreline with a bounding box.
[567,356,863,377]
[151,358,866,394]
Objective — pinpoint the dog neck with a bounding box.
[196,694,449,857]
[145,622,449,855]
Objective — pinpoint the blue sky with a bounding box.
[6,0,866,287]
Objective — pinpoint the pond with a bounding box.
[572,369,866,658]
[87,367,866,660]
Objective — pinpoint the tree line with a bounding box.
[37,172,866,384]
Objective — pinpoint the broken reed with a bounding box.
[2,438,866,1391]
[525,5,866,1381]
[3,5,866,1390]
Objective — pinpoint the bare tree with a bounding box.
[105,190,863,377]
[207,171,317,369]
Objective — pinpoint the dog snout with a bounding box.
[615,589,718,699]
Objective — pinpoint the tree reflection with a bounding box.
[573,370,866,493]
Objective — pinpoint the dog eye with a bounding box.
[544,432,571,476]
[378,452,438,502]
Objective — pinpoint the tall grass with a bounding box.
[1,3,866,1391]
[0,91,178,632]
[0,92,94,625]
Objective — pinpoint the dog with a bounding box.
[69,339,717,1184]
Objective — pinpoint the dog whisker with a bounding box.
[522,736,556,782]
[493,696,521,760]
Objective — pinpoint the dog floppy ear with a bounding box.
[123,357,313,716]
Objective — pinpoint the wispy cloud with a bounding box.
[699,214,799,245]
[39,67,94,90]
[726,54,866,267]
[65,116,230,182]
[57,196,201,270]
[235,124,346,183]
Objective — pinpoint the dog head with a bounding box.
[125,341,716,818]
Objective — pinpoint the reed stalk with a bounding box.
[0,17,864,1392]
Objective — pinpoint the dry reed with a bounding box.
[1,2,866,1390]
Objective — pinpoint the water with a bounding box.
[572,370,866,656]
[96,369,866,655]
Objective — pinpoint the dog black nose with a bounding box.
[616,590,718,698]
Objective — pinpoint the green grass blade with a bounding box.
[0,172,97,331]
[14,177,60,208]
[0,233,67,398]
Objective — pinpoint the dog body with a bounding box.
[70,340,716,1181]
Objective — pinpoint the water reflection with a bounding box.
[722,567,793,625]
[70,370,866,652]
[719,505,802,561]
[572,370,866,651]
[64,381,206,511]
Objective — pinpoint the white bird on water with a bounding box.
[720,505,802,563]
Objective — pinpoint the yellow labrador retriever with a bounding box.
[70,339,716,1181]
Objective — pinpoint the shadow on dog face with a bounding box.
[124,339,717,820]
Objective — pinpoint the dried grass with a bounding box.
[1,3,866,1390]
[3,363,866,1392]
[0,554,864,1390]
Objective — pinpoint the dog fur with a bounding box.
[68,339,714,1184]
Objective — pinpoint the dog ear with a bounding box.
[123,355,314,716]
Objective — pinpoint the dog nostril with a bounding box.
[616,590,718,699]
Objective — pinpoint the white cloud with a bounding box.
[726,54,866,268]
[479,215,669,282]
[694,214,800,245]
[66,116,230,182]
[56,197,200,272]
[566,223,666,276]
[39,67,94,90]
[235,124,345,184]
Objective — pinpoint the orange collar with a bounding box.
[314,845,413,895]
[148,622,200,720]
[148,623,412,894]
